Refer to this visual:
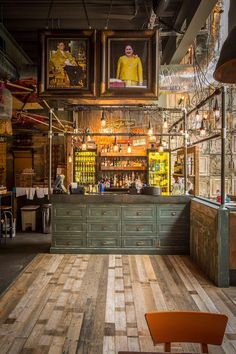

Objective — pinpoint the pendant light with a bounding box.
[127,141,132,153]
[113,137,118,152]
[199,119,206,136]
[157,139,164,152]
[163,116,168,129]
[148,120,153,136]
[213,98,220,119]
[101,111,106,127]
[82,135,87,150]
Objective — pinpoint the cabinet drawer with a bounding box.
[157,237,189,249]
[157,204,188,221]
[53,204,86,219]
[123,237,156,248]
[87,205,121,219]
[53,221,86,234]
[87,221,121,234]
[157,222,188,236]
[53,235,86,247]
[122,221,156,236]
[87,237,121,248]
[122,205,156,220]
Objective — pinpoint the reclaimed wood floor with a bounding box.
[0,254,236,354]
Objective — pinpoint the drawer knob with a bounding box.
[137,226,143,231]
[67,226,70,231]
[136,211,142,216]
[171,212,176,216]
[137,241,144,246]
[102,211,107,215]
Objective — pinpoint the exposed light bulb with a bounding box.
[213,98,220,119]
[162,140,167,147]
[158,144,164,152]
[114,137,118,152]
[127,142,132,153]
[68,154,72,163]
[170,135,175,143]
[87,135,91,142]
[163,117,168,129]
[148,120,153,136]
[196,110,200,121]
[200,119,206,136]
[179,124,184,134]
[101,111,106,127]
[82,136,87,150]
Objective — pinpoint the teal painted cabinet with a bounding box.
[51,202,190,254]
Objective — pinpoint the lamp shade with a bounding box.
[213,26,236,83]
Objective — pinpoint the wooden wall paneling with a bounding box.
[190,199,229,287]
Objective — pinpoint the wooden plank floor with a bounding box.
[0,254,236,354]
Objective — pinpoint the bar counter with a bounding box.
[51,194,191,255]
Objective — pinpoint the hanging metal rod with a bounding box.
[64,105,182,112]
[168,87,222,132]
[186,88,222,117]
[171,133,221,152]
[59,132,184,137]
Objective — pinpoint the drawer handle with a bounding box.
[136,211,142,216]
[171,212,176,216]
[102,241,113,245]
[136,241,144,246]
[102,211,108,215]
[102,226,107,231]
[136,226,143,231]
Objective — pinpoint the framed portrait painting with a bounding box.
[38,30,97,97]
[100,30,159,98]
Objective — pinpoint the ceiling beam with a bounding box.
[161,0,201,64]
[163,0,218,64]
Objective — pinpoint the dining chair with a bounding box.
[145,311,228,353]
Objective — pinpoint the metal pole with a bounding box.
[48,108,53,197]
[183,108,188,194]
[221,86,226,206]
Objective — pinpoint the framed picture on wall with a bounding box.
[100,30,159,98]
[199,156,209,176]
[38,30,97,97]
[210,177,230,197]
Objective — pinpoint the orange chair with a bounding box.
[145,311,228,353]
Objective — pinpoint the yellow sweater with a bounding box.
[49,50,77,78]
[116,55,143,84]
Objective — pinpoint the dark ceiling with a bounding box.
[1,0,218,66]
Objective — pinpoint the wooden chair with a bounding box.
[145,311,228,353]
